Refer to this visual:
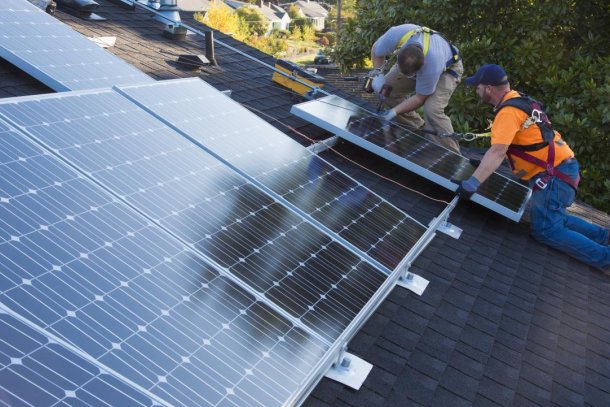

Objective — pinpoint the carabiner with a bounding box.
[460,133,477,142]
[531,109,543,123]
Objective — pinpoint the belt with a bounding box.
[531,157,579,191]
[446,69,459,78]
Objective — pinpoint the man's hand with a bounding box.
[371,75,385,95]
[378,108,397,121]
[454,176,481,200]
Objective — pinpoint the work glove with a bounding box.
[378,108,397,122]
[453,175,480,200]
[368,67,382,77]
[371,75,385,95]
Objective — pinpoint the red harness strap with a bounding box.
[508,144,580,191]
[497,94,580,192]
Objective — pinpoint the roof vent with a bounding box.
[176,54,210,70]
[56,0,106,21]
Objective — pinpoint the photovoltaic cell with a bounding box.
[0,312,156,407]
[0,0,152,91]
[116,78,427,271]
[291,95,532,222]
[0,90,388,344]
[0,118,330,406]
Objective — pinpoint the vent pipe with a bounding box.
[155,0,187,40]
[205,31,217,66]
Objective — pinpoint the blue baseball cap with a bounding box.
[464,64,509,86]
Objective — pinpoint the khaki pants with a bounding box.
[383,60,463,153]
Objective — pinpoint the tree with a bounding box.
[236,7,268,37]
[287,4,301,20]
[336,0,610,211]
[197,1,245,40]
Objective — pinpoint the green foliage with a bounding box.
[196,5,289,58]
[336,0,610,212]
[287,4,301,20]
[301,23,317,43]
[248,34,288,57]
[196,2,243,40]
[236,7,267,37]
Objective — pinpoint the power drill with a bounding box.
[376,84,392,112]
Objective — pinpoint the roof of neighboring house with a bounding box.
[258,2,289,23]
[224,0,287,23]
[2,2,610,406]
[294,0,328,18]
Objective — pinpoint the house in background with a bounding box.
[224,0,291,34]
[286,0,328,31]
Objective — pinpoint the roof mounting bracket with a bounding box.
[435,220,462,239]
[324,344,372,390]
[397,269,430,296]
[429,217,462,239]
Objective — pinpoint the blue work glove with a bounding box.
[378,108,397,121]
[455,176,480,200]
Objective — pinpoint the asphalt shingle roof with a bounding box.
[3,1,610,405]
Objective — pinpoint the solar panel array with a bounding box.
[0,115,332,406]
[0,79,429,406]
[291,95,532,222]
[0,0,153,91]
[116,79,427,271]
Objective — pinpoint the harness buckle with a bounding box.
[535,177,548,190]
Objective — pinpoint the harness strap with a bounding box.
[498,94,580,191]
[396,26,460,68]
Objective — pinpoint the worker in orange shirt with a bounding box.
[456,64,609,270]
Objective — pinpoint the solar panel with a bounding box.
[0,90,389,345]
[0,310,159,406]
[0,117,332,406]
[0,0,153,91]
[291,95,532,222]
[115,78,427,271]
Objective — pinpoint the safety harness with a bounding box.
[396,26,461,70]
[495,94,580,191]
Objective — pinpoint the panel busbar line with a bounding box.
[0,311,158,407]
[0,89,388,345]
[0,0,152,91]
[0,117,331,406]
[291,95,532,222]
[116,78,427,271]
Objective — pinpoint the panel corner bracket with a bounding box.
[324,352,373,390]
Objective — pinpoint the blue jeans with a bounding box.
[529,160,610,269]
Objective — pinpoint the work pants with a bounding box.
[528,160,610,270]
[383,60,463,153]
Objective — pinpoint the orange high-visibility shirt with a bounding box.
[491,91,574,180]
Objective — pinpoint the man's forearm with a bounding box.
[370,44,385,69]
[472,144,508,183]
[393,94,427,115]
